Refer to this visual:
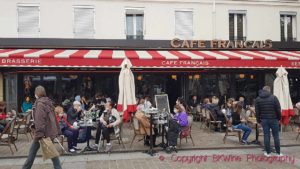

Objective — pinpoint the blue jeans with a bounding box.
[63,127,79,150]
[233,123,252,142]
[22,140,62,169]
[261,119,280,154]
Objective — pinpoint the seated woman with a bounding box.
[166,105,189,152]
[21,96,32,114]
[55,106,79,153]
[176,97,187,112]
[93,101,121,152]
[135,110,157,147]
[173,105,188,128]
[136,98,145,112]
[231,102,252,145]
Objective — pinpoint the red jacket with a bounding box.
[56,115,72,128]
[0,114,7,120]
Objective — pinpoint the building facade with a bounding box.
[0,0,300,111]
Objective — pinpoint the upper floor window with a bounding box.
[126,8,144,40]
[229,10,246,41]
[175,10,193,40]
[280,12,297,42]
[17,4,40,38]
[73,5,95,39]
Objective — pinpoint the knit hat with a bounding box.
[73,101,81,106]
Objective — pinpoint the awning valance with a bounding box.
[1,49,300,68]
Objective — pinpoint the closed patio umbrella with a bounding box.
[273,67,295,127]
[117,58,137,122]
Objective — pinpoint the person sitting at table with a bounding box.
[92,101,121,152]
[202,98,211,110]
[137,98,145,112]
[135,110,157,147]
[55,106,79,153]
[232,102,252,145]
[176,97,187,112]
[165,105,188,152]
[224,98,235,119]
[21,96,33,114]
[0,111,9,133]
[209,96,225,131]
[67,101,82,125]
[173,105,189,128]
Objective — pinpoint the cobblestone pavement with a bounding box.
[0,146,300,169]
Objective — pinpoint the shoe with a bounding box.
[264,152,271,157]
[91,144,99,149]
[69,148,76,153]
[73,146,81,150]
[241,140,250,145]
[276,153,284,157]
[105,144,112,152]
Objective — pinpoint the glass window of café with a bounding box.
[22,74,119,105]
[184,72,259,106]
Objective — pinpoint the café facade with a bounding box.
[1,38,300,112]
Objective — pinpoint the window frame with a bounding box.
[280,11,297,42]
[174,9,194,40]
[125,7,145,40]
[73,5,96,39]
[17,3,40,38]
[228,10,247,41]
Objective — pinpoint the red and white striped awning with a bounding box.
[1,49,300,68]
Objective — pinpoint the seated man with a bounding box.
[92,101,121,152]
[67,101,82,125]
[55,106,79,153]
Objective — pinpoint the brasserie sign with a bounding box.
[171,38,272,49]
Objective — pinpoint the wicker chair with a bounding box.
[223,114,242,144]
[0,118,18,154]
[129,117,148,148]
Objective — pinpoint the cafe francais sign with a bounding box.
[170,38,272,49]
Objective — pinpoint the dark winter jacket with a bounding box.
[208,103,220,120]
[255,90,281,123]
[32,97,60,140]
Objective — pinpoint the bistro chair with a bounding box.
[102,122,125,149]
[14,112,32,141]
[129,117,148,148]
[223,113,242,144]
[200,108,208,129]
[179,116,195,147]
[207,110,222,132]
[0,117,18,155]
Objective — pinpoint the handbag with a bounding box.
[39,137,60,161]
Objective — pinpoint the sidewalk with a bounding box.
[1,121,299,158]
[0,146,300,169]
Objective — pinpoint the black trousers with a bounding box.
[95,123,114,144]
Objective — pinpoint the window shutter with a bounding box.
[175,11,193,40]
[74,7,95,39]
[18,5,40,38]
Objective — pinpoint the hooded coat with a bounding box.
[32,97,60,140]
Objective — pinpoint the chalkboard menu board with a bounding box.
[155,94,170,114]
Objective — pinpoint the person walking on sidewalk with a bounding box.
[255,86,282,157]
[22,86,62,169]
